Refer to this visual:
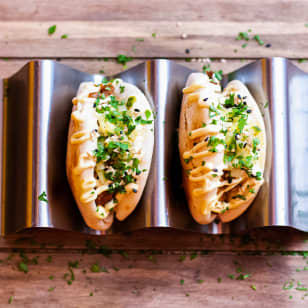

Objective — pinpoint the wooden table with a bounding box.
[0,1,308,307]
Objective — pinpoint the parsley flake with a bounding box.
[38,191,48,203]
[116,54,133,66]
[8,296,13,304]
[48,25,57,35]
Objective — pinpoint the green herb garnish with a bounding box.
[90,264,100,273]
[250,285,257,291]
[116,54,133,66]
[253,35,264,46]
[236,32,250,41]
[232,194,246,201]
[283,280,294,290]
[48,25,56,35]
[18,262,28,273]
[214,70,223,81]
[145,110,151,119]
[38,191,48,203]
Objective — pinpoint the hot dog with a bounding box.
[66,79,154,231]
[179,73,266,224]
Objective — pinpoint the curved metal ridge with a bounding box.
[0,58,307,235]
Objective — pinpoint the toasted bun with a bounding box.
[66,79,154,231]
[179,73,266,225]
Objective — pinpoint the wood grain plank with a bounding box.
[0,21,308,57]
[0,251,307,307]
[0,58,249,78]
[0,58,308,79]
[0,228,307,252]
[0,0,307,22]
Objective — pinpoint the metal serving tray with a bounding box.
[0,58,307,235]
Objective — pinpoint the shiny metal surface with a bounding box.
[0,58,307,235]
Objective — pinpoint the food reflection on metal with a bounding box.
[0,58,307,235]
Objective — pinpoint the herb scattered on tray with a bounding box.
[38,191,48,203]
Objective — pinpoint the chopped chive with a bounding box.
[61,34,68,39]
[214,70,223,81]
[250,285,257,291]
